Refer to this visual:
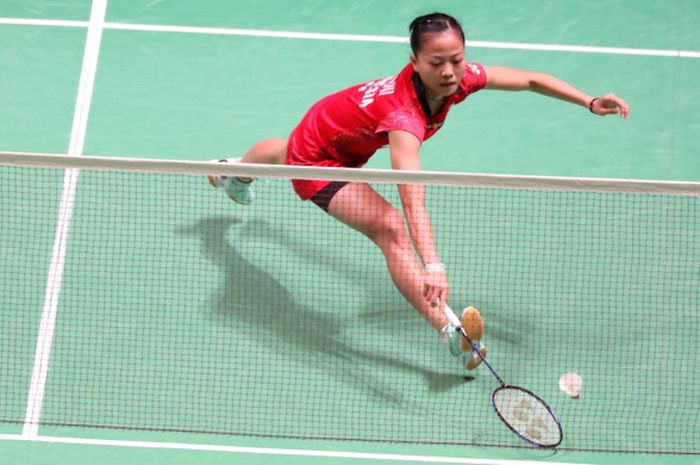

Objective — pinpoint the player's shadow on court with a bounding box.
[177,215,468,404]
[237,217,388,306]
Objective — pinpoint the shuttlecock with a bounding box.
[559,372,582,398]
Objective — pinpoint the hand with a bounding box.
[591,93,630,118]
[423,262,450,311]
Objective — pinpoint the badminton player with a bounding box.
[209,12,630,370]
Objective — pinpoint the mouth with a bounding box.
[440,81,458,88]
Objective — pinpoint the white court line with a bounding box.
[0,434,593,465]
[0,15,698,58]
[105,21,408,43]
[21,0,108,440]
[467,39,700,59]
[0,17,87,28]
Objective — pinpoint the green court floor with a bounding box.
[1,1,699,465]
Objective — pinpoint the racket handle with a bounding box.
[443,304,462,328]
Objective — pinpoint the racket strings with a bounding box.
[492,387,562,447]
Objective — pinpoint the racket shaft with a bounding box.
[458,326,505,385]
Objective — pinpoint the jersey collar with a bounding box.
[412,72,463,118]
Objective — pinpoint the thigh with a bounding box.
[327,182,403,238]
[244,138,287,164]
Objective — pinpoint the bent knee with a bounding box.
[367,209,410,249]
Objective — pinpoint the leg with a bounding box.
[241,138,287,165]
[209,138,287,204]
[327,183,448,333]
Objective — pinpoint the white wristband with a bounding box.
[424,261,445,273]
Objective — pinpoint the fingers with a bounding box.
[429,292,448,312]
[424,283,440,305]
[438,288,448,311]
[598,93,630,119]
[424,282,449,309]
[618,101,630,119]
[429,289,448,308]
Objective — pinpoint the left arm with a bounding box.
[483,65,630,118]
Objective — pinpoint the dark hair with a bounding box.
[409,12,465,53]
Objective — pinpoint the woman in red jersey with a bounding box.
[209,12,629,370]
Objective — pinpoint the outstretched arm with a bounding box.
[483,65,630,118]
[388,130,449,310]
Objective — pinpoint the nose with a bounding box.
[440,63,454,79]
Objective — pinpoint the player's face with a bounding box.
[410,30,465,98]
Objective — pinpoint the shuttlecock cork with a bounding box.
[559,372,582,398]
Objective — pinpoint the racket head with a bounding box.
[491,385,563,448]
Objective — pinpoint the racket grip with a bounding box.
[443,304,462,328]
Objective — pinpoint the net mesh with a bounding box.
[1,155,699,454]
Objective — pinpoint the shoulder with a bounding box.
[365,65,422,116]
[462,62,488,92]
[338,64,411,112]
[372,68,426,140]
[449,62,487,105]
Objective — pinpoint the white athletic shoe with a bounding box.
[208,158,255,205]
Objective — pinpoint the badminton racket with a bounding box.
[444,304,563,448]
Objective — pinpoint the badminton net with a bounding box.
[0,152,698,454]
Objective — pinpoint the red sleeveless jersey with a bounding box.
[286,62,487,199]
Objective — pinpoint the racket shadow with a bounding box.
[177,215,468,404]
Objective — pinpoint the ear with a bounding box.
[409,53,418,70]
